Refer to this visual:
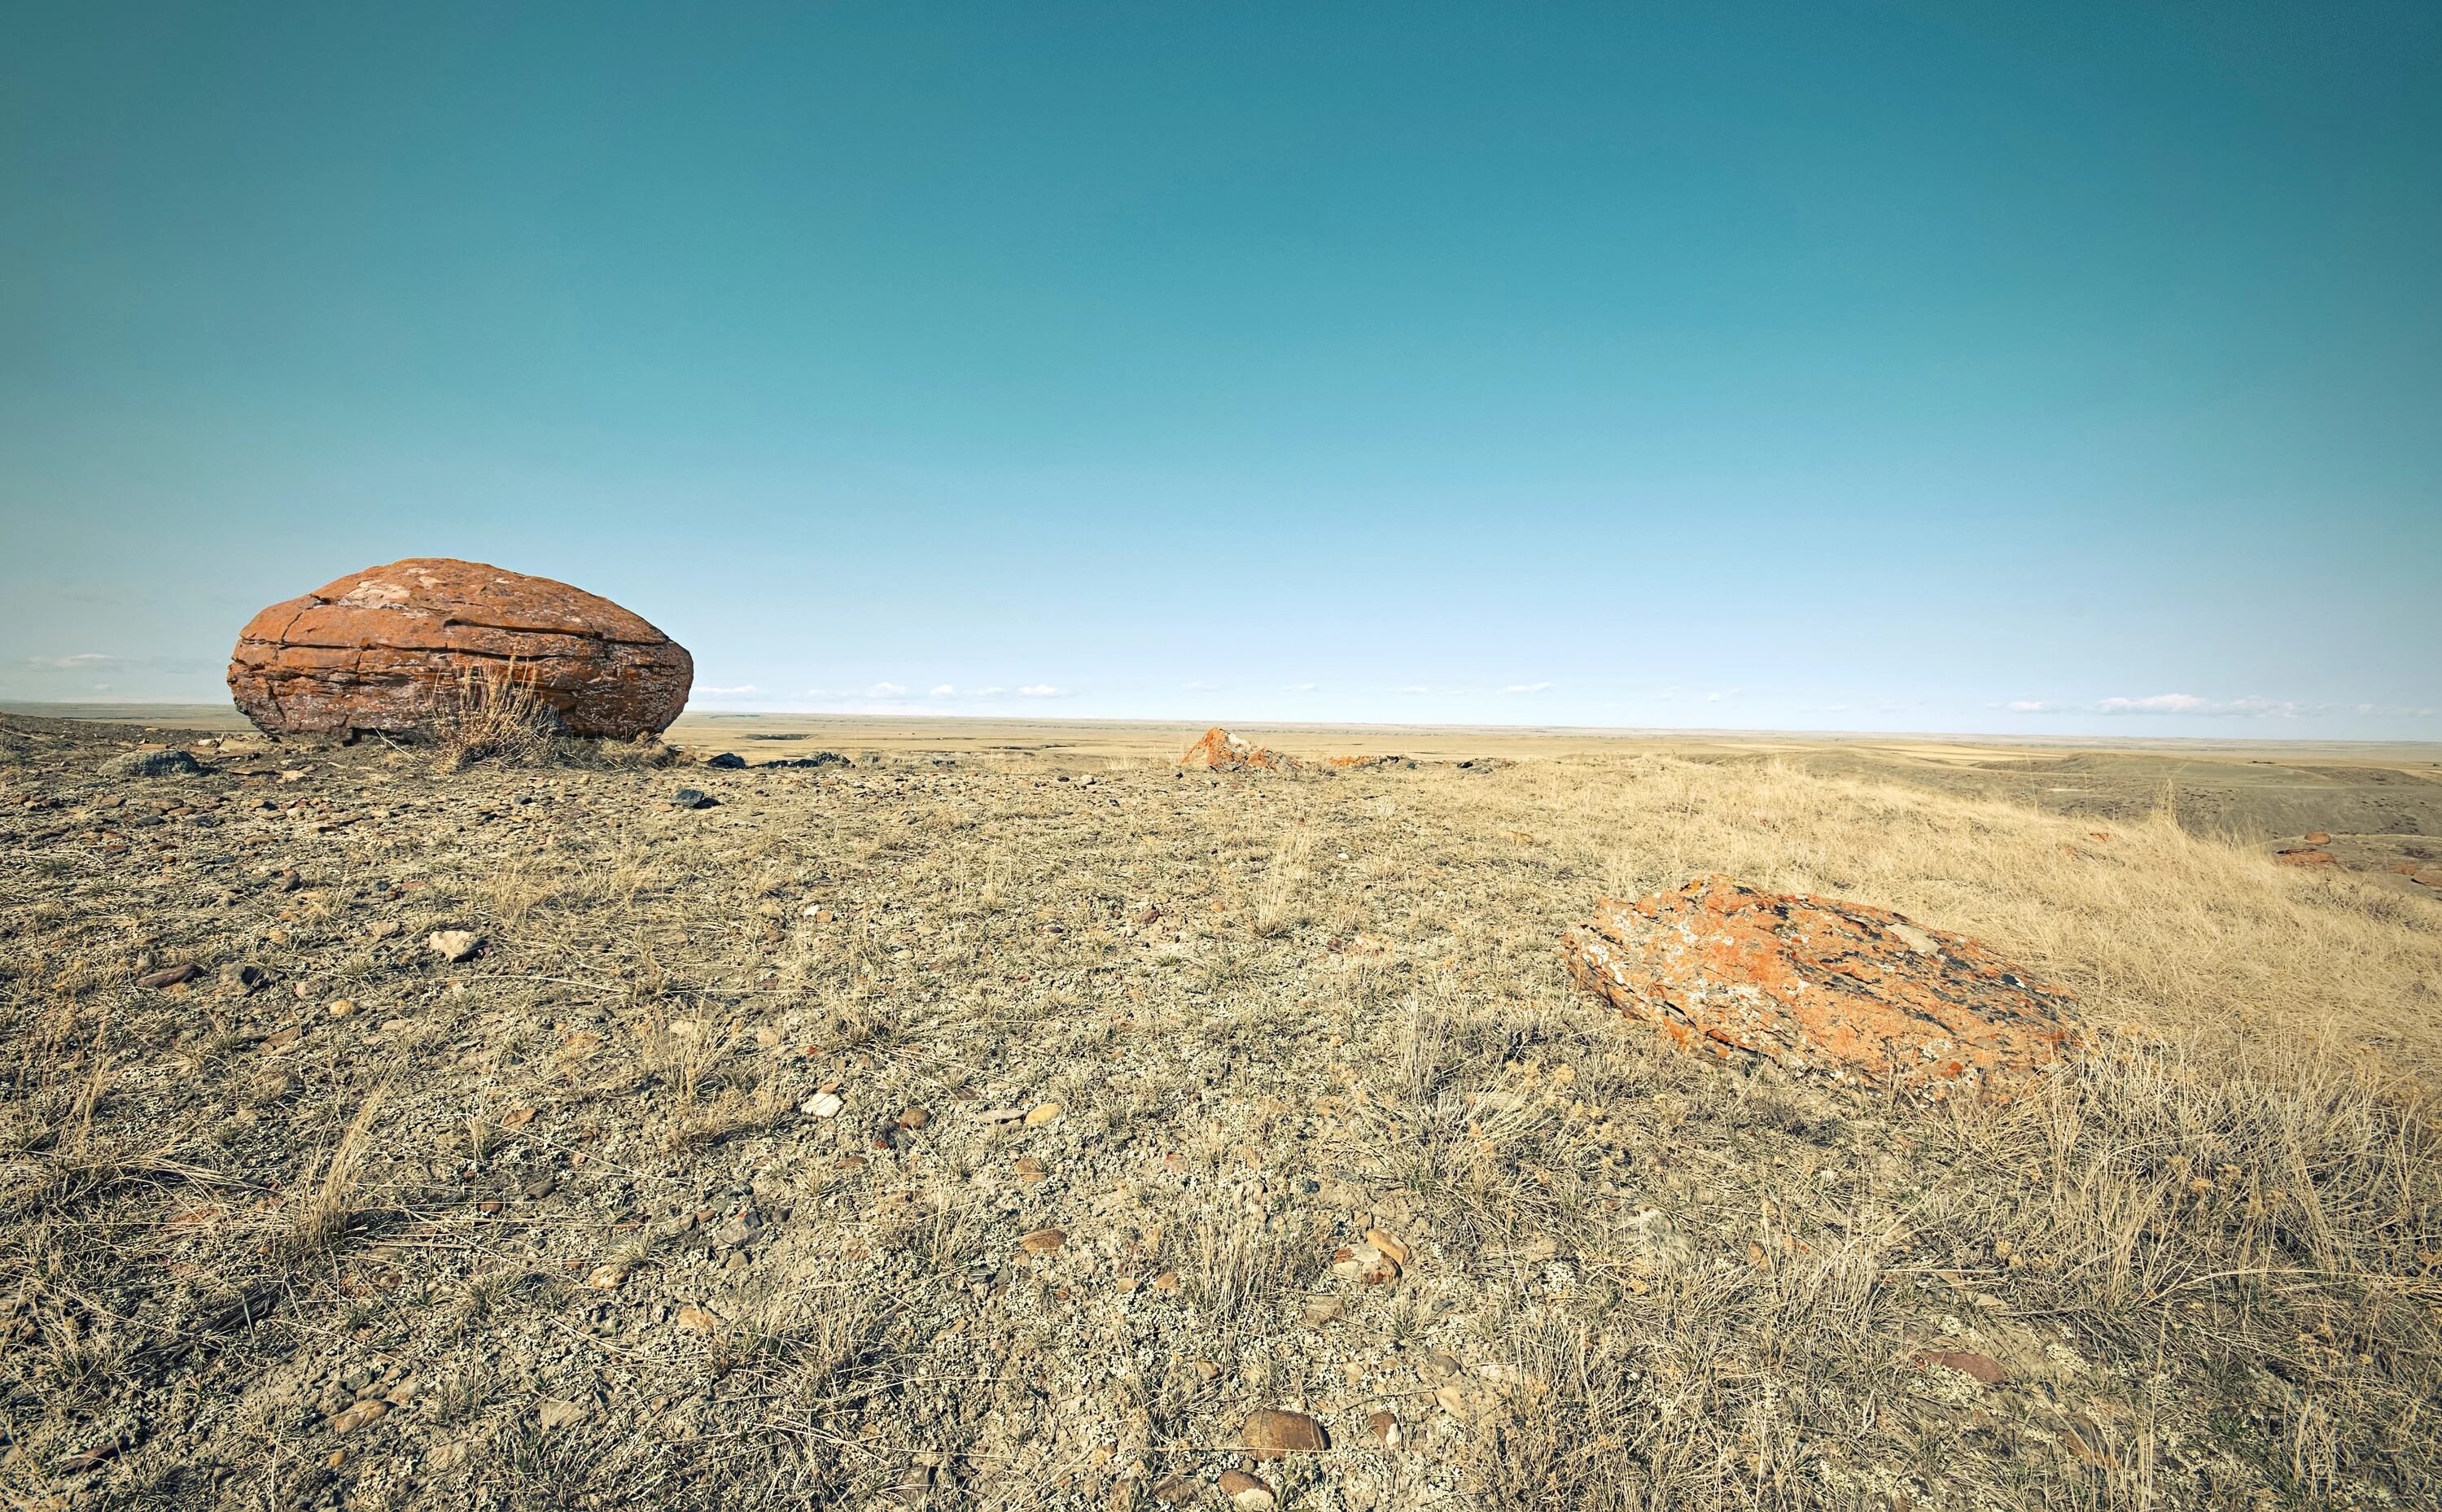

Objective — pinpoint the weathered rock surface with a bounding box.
[227,558,691,739]
[1241,1408,1328,1460]
[1562,875,2081,1098]
[1179,728,1299,772]
[2275,846,2339,867]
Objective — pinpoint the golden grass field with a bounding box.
[2,708,2439,1510]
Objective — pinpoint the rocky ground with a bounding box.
[2,713,2439,1510]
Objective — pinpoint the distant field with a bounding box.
[11,699,2440,850]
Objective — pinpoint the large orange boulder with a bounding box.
[227,558,692,739]
[1562,876,2081,1099]
[1179,727,1300,772]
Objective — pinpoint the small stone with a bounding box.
[1363,1229,1410,1265]
[896,1106,930,1130]
[1242,1408,1328,1461]
[1302,1296,1344,1326]
[1913,1349,2007,1385]
[1018,1228,1066,1254]
[427,930,481,963]
[536,1398,589,1432]
[330,1400,388,1433]
[1218,1469,1277,1510]
[1149,1270,1179,1292]
[586,1264,628,1290]
[1023,1102,1062,1125]
[672,789,718,810]
[137,964,200,990]
[705,753,747,770]
[326,999,357,1018]
[674,1304,719,1334]
[221,963,271,994]
[1367,1409,1402,1449]
[1014,1156,1047,1182]
[1150,1476,1200,1505]
[2304,832,2332,845]
[1331,1243,1400,1285]
[802,1092,845,1119]
[367,920,402,940]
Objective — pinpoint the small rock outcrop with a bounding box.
[107,749,203,778]
[1179,727,1298,772]
[2275,845,2338,867]
[227,558,692,739]
[1562,875,2081,1099]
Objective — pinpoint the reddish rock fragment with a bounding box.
[1179,728,1300,773]
[228,558,691,739]
[1562,875,2081,1100]
[1241,1408,1328,1460]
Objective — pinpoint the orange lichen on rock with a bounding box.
[1179,727,1300,772]
[1561,875,2081,1099]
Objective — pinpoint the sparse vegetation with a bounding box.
[428,660,559,772]
[0,711,2437,1509]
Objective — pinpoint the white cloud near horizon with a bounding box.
[2098,693,2300,717]
[1500,681,1551,694]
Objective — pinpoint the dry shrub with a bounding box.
[429,658,558,771]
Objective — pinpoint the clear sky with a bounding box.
[4,3,2436,736]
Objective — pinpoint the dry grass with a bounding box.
[1,719,2437,1510]
[428,658,558,771]
[287,1082,390,1256]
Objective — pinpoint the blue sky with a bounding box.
[3,3,2436,736]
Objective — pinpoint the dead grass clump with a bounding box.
[1183,1212,1324,1328]
[429,659,558,771]
[286,1082,388,1256]
[1252,825,1314,938]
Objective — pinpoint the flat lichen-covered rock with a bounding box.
[1563,874,2081,1098]
[227,558,692,739]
